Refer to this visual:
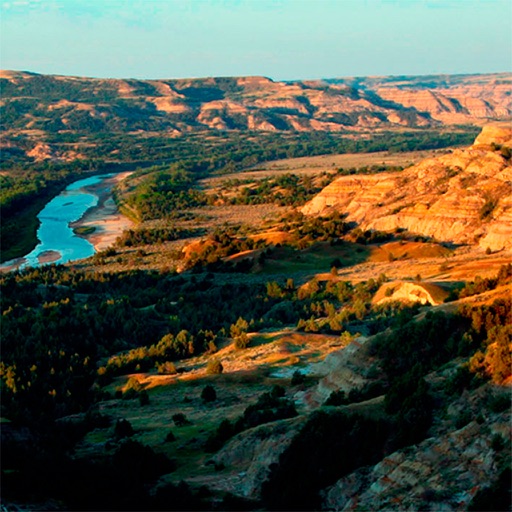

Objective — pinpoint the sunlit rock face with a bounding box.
[302,125,512,251]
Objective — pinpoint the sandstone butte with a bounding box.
[302,123,512,252]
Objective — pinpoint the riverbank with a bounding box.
[70,172,134,251]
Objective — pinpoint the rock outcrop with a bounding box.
[372,281,449,306]
[323,394,510,511]
[302,125,512,251]
[1,72,510,138]
[370,74,512,125]
[298,336,378,409]
[208,416,306,499]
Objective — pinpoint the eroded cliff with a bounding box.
[302,124,512,251]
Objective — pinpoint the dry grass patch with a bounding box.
[213,149,442,180]
[250,230,295,245]
[257,242,369,276]
[368,241,452,262]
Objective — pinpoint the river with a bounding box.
[1,174,117,270]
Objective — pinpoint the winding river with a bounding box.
[1,174,115,270]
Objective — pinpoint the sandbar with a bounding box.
[0,257,27,272]
[70,172,134,251]
[37,250,61,264]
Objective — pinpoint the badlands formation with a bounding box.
[1,71,510,136]
[302,124,512,251]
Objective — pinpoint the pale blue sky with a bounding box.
[1,0,511,80]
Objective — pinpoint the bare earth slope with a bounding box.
[302,124,512,251]
[1,71,510,139]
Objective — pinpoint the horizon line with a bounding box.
[2,69,511,83]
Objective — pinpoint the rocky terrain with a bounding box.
[302,123,512,251]
[2,69,511,510]
[324,397,509,511]
[1,71,510,144]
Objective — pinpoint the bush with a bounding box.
[172,413,190,427]
[124,376,142,396]
[239,391,297,431]
[261,410,391,511]
[201,385,217,403]
[468,468,511,512]
[114,418,134,440]
[491,434,505,452]
[156,361,177,375]
[488,393,510,413]
[325,389,348,406]
[330,258,342,269]
[479,195,498,220]
[112,439,175,483]
[271,385,286,399]
[206,359,223,375]
[291,370,306,386]
[139,390,150,406]
[205,419,235,452]
[234,332,249,349]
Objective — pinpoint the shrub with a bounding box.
[114,418,134,440]
[206,359,223,375]
[291,370,306,386]
[205,419,235,452]
[239,391,297,431]
[468,468,511,512]
[201,385,217,403]
[172,413,190,427]
[261,410,390,511]
[156,361,177,375]
[123,377,143,400]
[234,332,249,349]
[112,439,175,483]
[325,389,348,406]
[479,194,498,220]
[488,393,510,413]
[271,385,286,398]
[139,390,150,406]
[230,317,249,338]
[491,434,505,452]
[330,258,342,269]
[125,376,142,392]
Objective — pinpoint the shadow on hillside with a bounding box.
[256,241,371,277]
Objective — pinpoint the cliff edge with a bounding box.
[302,124,512,251]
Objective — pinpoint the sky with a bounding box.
[1,0,511,81]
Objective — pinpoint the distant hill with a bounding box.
[1,71,510,138]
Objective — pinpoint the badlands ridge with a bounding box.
[303,124,512,251]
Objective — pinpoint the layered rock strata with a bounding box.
[302,125,512,251]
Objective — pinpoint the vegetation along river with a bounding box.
[1,174,116,270]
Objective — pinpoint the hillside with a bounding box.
[2,71,509,136]
[302,123,512,251]
[1,71,510,164]
[1,73,511,512]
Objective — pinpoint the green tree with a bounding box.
[201,384,217,403]
[230,317,249,338]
